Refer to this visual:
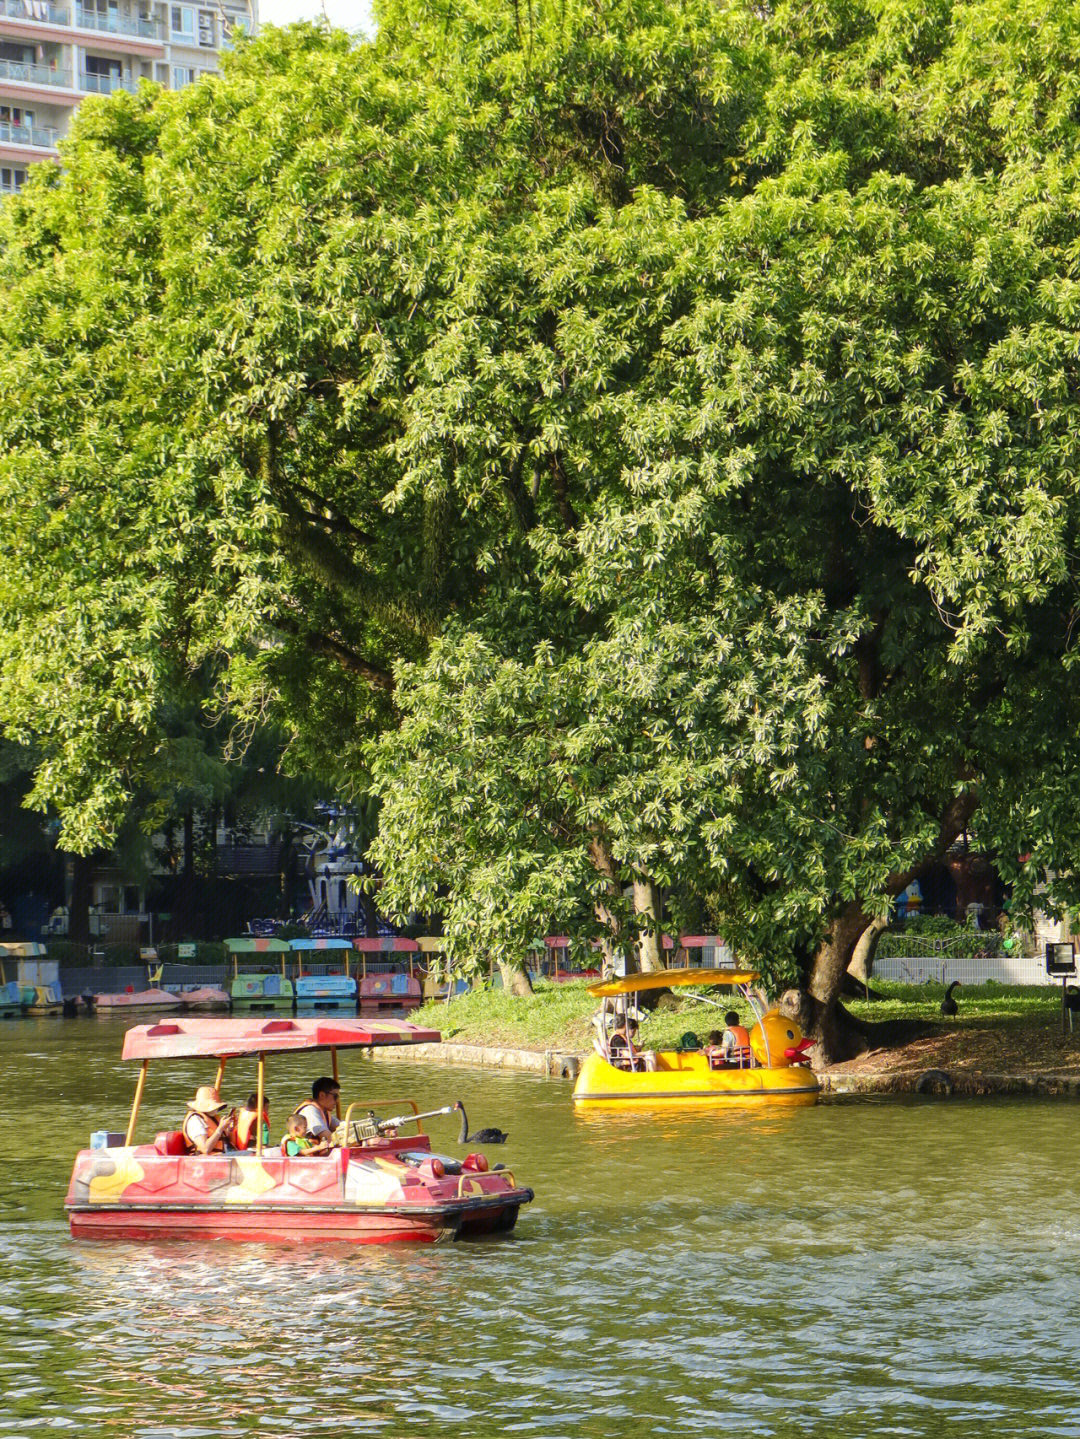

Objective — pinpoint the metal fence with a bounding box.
[874,954,1053,987]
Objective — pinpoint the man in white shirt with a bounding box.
[295,1076,341,1143]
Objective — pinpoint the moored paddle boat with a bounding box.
[66,1015,533,1244]
[179,986,231,1012]
[292,938,357,1012]
[3,943,63,1014]
[95,988,183,1014]
[227,937,294,1013]
[572,968,819,1108]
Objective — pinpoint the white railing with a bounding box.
[0,120,59,148]
[79,71,138,93]
[1,0,70,23]
[0,58,72,87]
[75,7,162,38]
[875,954,1053,987]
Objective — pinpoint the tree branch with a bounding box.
[273,613,395,692]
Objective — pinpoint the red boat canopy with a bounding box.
[121,1016,441,1061]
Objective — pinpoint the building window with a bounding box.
[171,64,197,87]
[170,4,194,38]
[1,167,27,193]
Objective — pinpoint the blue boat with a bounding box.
[292,938,357,1012]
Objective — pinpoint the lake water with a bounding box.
[2,1016,1080,1437]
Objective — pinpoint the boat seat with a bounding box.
[154,1130,188,1156]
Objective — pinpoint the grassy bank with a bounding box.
[411,977,1072,1064]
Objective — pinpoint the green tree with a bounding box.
[7,3,1080,1053]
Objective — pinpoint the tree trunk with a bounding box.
[801,902,873,1063]
[66,852,92,945]
[589,834,631,975]
[848,916,889,986]
[632,874,665,973]
[497,959,534,996]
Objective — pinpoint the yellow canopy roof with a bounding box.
[587,967,758,997]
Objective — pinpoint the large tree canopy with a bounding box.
[5,0,1080,1053]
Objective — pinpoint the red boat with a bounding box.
[66,1016,533,1244]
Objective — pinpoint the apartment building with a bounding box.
[0,0,257,193]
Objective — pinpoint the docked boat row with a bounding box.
[227,937,424,1015]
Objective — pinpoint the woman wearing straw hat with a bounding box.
[181,1086,235,1155]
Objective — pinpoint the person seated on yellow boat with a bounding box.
[607,1016,658,1072]
[281,1113,331,1157]
[720,1011,753,1068]
[702,1029,726,1069]
[233,1093,271,1151]
[294,1076,341,1144]
[182,1086,234,1155]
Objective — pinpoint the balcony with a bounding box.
[79,70,138,93]
[0,57,72,86]
[1,0,70,23]
[0,118,59,147]
[75,7,162,39]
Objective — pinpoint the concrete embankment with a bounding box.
[372,1041,1080,1098]
[821,1069,1080,1098]
[369,1041,584,1079]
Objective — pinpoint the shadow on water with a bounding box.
[3,1018,1080,1436]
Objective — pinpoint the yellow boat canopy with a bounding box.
[587,968,759,998]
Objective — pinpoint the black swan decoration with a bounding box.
[455,1101,508,1144]
[940,980,961,1017]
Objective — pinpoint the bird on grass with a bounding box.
[940,980,962,1017]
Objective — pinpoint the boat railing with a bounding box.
[458,1170,511,1196]
[339,1097,422,1142]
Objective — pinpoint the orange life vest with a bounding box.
[182,1110,226,1154]
[292,1100,337,1135]
[234,1110,268,1150]
[724,1025,753,1066]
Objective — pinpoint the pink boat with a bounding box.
[95,988,182,1014]
[180,987,231,1012]
[66,1016,532,1244]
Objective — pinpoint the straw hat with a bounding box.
[187,1085,226,1115]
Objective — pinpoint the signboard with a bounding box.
[140,947,158,962]
[177,943,196,960]
[1046,941,1076,976]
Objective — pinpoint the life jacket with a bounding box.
[292,1100,337,1137]
[281,1133,316,1157]
[723,1025,753,1066]
[234,1110,268,1150]
[182,1110,226,1154]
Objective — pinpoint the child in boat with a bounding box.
[704,1029,726,1069]
[232,1093,270,1151]
[281,1113,331,1157]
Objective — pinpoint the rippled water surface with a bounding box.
[3,1016,1080,1437]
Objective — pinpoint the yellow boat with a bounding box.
[572,968,820,1108]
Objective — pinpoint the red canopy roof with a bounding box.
[121,1015,441,1061]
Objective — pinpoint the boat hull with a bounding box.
[68,1199,522,1244]
[96,989,183,1014]
[66,1141,531,1246]
[572,1051,819,1107]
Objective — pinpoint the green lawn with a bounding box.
[845,980,1064,1029]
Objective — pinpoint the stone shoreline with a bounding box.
[370,1040,1080,1097]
